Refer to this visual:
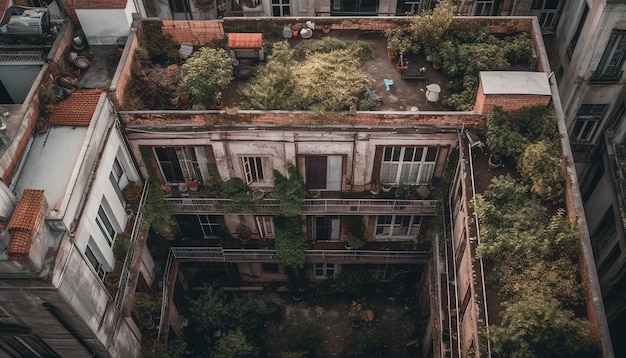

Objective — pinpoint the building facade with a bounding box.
[547,2,626,355]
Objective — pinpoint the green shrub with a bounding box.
[283,321,323,357]
[519,140,566,203]
[181,47,233,107]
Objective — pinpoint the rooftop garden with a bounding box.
[122,5,538,113]
[474,106,598,356]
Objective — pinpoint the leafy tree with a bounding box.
[274,215,307,270]
[519,140,566,203]
[486,107,531,160]
[270,164,306,217]
[188,287,267,345]
[409,0,454,50]
[212,328,259,358]
[490,296,596,358]
[240,41,298,110]
[495,257,582,307]
[181,47,233,107]
[283,321,323,357]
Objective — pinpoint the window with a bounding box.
[380,147,438,185]
[592,30,626,82]
[169,0,192,19]
[154,147,209,183]
[85,242,106,280]
[109,158,125,204]
[305,155,342,190]
[314,216,340,241]
[396,0,432,15]
[375,215,422,238]
[242,157,270,185]
[331,0,378,15]
[272,0,290,16]
[474,0,500,16]
[96,204,116,246]
[568,4,588,57]
[571,104,607,142]
[0,335,60,357]
[314,263,336,278]
[199,215,222,238]
[591,207,618,261]
[529,0,562,31]
[255,216,274,238]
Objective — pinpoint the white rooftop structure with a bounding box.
[480,71,551,96]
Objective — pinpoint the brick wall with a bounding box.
[161,20,225,45]
[120,111,486,129]
[475,88,551,114]
[111,30,139,108]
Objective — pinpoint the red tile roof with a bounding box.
[49,89,102,126]
[6,189,46,261]
[228,33,263,50]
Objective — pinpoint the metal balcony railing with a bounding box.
[169,247,430,264]
[114,181,149,310]
[156,245,430,342]
[166,198,439,215]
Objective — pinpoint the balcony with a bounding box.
[170,247,430,264]
[166,198,439,215]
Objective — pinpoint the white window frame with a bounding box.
[529,0,562,31]
[314,216,340,241]
[255,216,274,238]
[571,104,607,143]
[85,241,106,280]
[314,263,337,278]
[271,0,290,16]
[593,30,626,82]
[380,146,438,185]
[375,215,422,238]
[241,156,270,185]
[96,204,116,246]
[474,0,497,16]
[199,215,221,238]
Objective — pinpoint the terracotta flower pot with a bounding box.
[180,92,190,104]
[322,25,331,34]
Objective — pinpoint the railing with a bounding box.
[169,247,429,263]
[114,181,149,310]
[166,198,439,215]
[155,244,430,342]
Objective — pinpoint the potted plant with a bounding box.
[186,177,199,191]
[349,301,364,328]
[122,181,142,202]
[370,181,381,196]
[236,224,252,244]
[38,85,59,113]
[113,234,132,261]
[396,52,409,72]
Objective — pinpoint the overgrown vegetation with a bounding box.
[270,164,306,217]
[426,31,536,110]
[181,47,233,108]
[187,286,282,357]
[274,215,307,271]
[486,106,565,203]
[240,39,374,111]
[474,107,597,356]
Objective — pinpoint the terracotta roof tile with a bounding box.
[7,189,46,261]
[49,89,102,126]
[228,33,263,50]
